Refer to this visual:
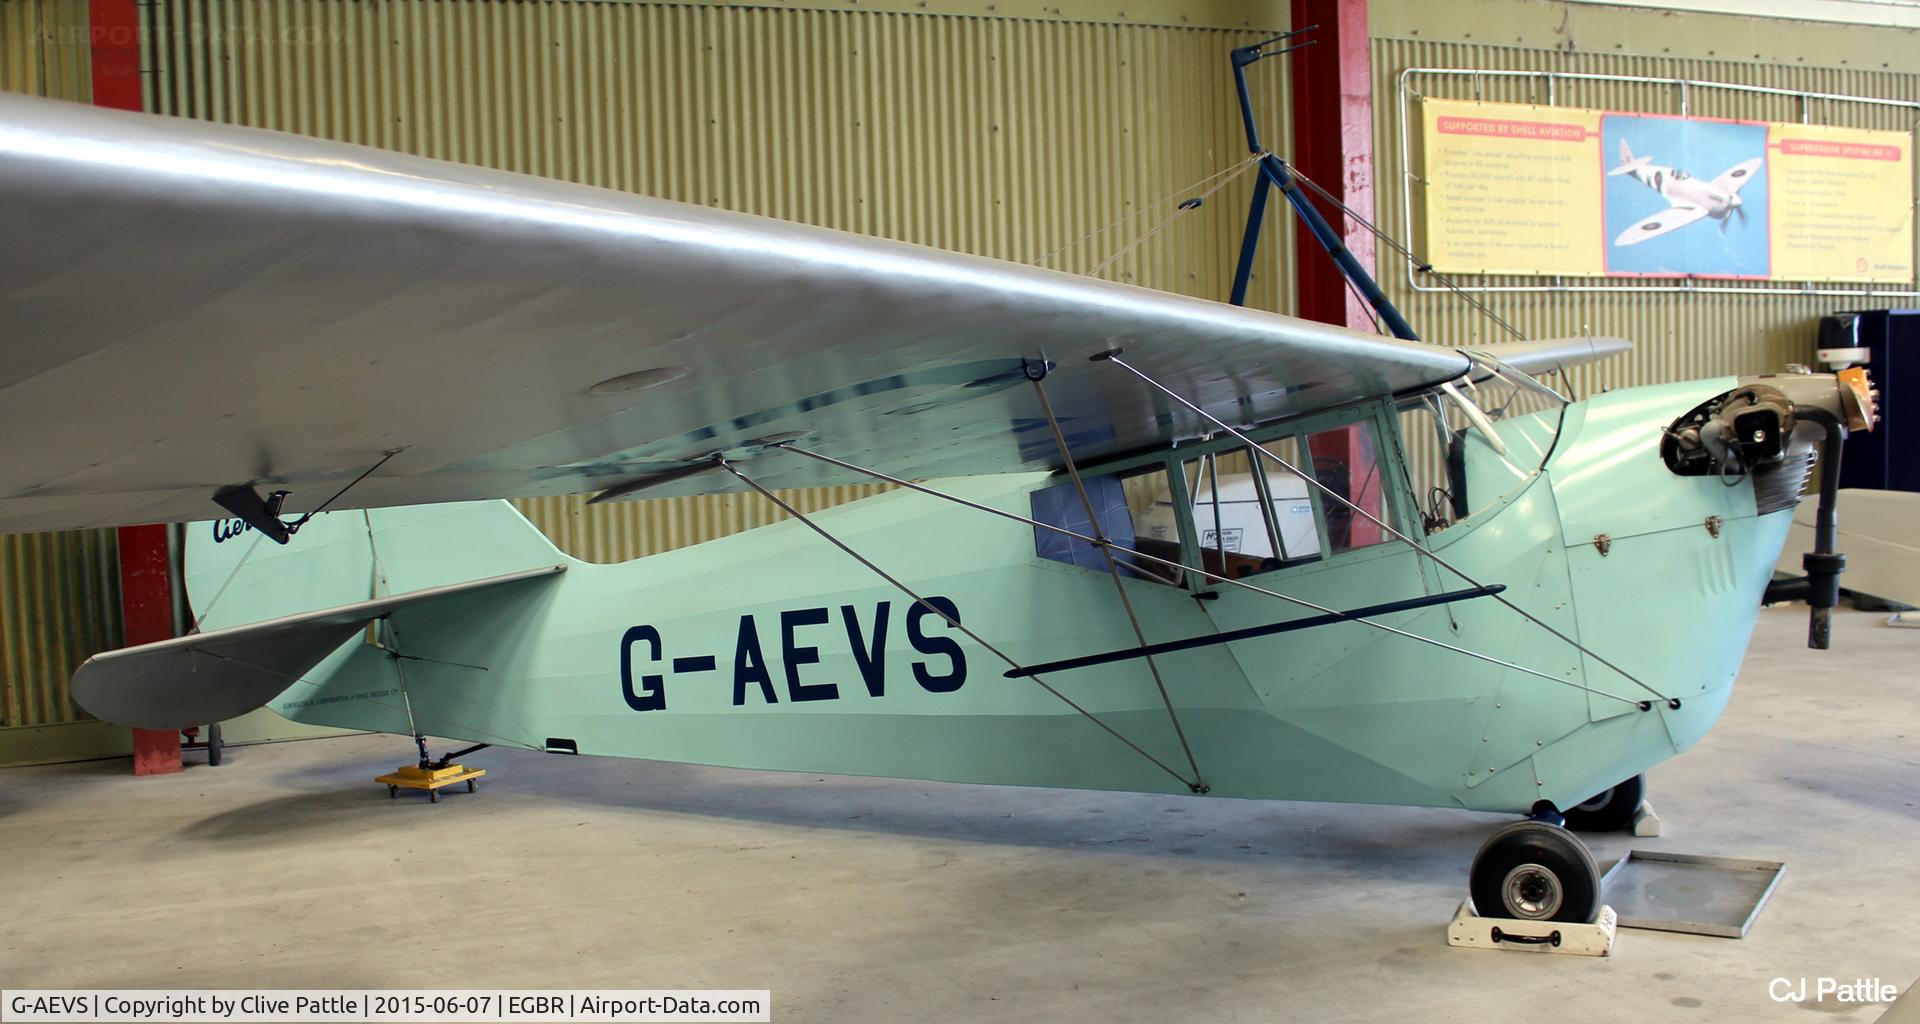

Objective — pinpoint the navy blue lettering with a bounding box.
[780,607,839,703]
[908,597,967,693]
[732,615,778,705]
[842,602,890,698]
[619,625,666,712]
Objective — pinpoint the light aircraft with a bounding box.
[1609,140,1765,246]
[0,38,1876,927]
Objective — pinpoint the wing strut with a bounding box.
[770,443,1655,710]
[717,459,1211,795]
[1093,349,1679,709]
[1026,365,1208,792]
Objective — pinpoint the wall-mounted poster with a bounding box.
[1419,97,1913,284]
[1601,113,1770,277]
[1770,123,1916,282]
[1418,102,1605,276]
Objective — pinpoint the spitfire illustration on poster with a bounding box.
[1419,97,1914,284]
[1602,114,1770,277]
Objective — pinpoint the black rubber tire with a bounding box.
[207,724,223,767]
[1469,821,1601,924]
[1563,774,1645,833]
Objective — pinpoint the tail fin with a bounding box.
[184,500,566,632]
[1608,140,1649,177]
[75,501,569,729]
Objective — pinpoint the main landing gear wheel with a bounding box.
[1469,820,1602,924]
[1563,774,1646,833]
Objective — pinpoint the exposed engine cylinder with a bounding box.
[1664,368,1877,650]
[1660,370,1876,515]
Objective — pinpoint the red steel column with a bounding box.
[88,0,142,112]
[90,0,178,774]
[1288,0,1377,331]
[118,526,180,775]
[1291,0,1385,534]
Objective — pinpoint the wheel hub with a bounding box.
[1501,862,1564,920]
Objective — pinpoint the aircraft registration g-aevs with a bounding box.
[0,90,1875,926]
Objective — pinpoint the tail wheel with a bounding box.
[1469,821,1601,924]
[1564,774,1645,833]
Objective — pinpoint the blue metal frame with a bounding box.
[1227,34,1420,342]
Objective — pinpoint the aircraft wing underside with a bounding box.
[0,93,1477,533]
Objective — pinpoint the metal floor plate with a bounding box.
[1600,851,1787,938]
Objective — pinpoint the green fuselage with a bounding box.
[187,377,1787,815]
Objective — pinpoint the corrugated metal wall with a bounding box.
[1371,38,1920,403]
[139,0,1294,561]
[0,0,122,735]
[0,0,91,100]
[9,2,1908,744]
[0,533,120,729]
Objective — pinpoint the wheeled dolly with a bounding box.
[376,763,485,803]
[181,723,223,766]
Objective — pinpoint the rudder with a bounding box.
[185,500,567,632]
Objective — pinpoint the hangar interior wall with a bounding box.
[0,0,88,100]
[1367,16,1920,403]
[0,0,126,764]
[0,0,1914,764]
[135,0,1299,563]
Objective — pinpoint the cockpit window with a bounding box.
[1170,446,1316,580]
[1030,464,1186,585]
[1458,353,1569,423]
[1305,421,1390,554]
[1401,356,1569,533]
[1032,406,1432,583]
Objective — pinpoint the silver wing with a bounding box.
[1,94,1470,533]
[1711,158,1764,194]
[1471,337,1632,378]
[1613,204,1708,247]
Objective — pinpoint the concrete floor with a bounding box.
[2,605,1915,1022]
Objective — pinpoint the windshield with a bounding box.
[1458,353,1570,422]
[1399,355,1569,533]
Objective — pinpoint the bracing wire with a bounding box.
[1032,153,1264,272]
[1084,158,1264,280]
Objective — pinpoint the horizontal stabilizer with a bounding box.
[71,564,564,730]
